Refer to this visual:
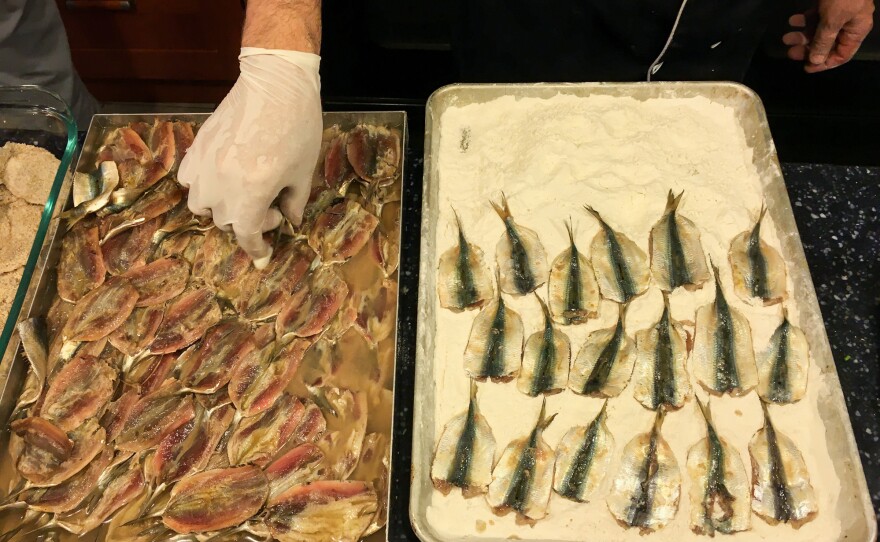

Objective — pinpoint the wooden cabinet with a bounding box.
[57,0,244,103]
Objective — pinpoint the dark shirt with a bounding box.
[452,0,774,82]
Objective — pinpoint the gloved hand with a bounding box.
[179,47,322,269]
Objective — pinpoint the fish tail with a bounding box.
[490,193,513,221]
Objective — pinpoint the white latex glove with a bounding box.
[179,47,322,269]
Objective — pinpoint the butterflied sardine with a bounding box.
[62,161,120,224]
[569,304,635,398]
[548,221,599,324]
[237,240,315,321]
[56,455,145,535]
[517,295,570,397]
[13,417,106,487]
[19,448,114,513]
[553,400,613,503]
[729,207,787,306]
[57,222,106,302]
[266,480,377,542]
[486,400,556,524]
[757,311,810,404]
[437,210,494,311]
[227,393,307,467]
[309,199,380,263]
[353,277,397,345]
[195,227,254,302]
[649,190,709,292]
[114,380,195,452]
[749,403,817,526]
[62,276,139,343]
[607,410,681,533]
[692,264,758,396]
[346,124,401,185]
[265,444,326,501]
[101,214,163,275]
[633,293,691,411]
[584,205,650,304]
[147,403,235,489]
[125,354,175,397]
[108,305,164,356]
[431,380,496,497]
[650,190,710,291]
[462,285,523,382]
[178,319,256,394]
[230,332,313,418]
[100,179,184,244]
[687,397,750,535]
[163,466,269,534]
[492,194,549,296]
[149,287,221,355]
[122,256,190,307]
[39,353,116,431]
[275,266,350,340]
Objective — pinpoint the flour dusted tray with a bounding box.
[410,83,875,542]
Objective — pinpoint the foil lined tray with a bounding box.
[409,82,875,542]
[0,111,406,541]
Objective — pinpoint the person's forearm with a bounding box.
[242,0,321,54]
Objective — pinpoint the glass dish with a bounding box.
[0,85,78,362]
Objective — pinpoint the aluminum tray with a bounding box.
[0,111,406,542]
[410,82,875,542]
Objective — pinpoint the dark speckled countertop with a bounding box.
[387,142,880,538]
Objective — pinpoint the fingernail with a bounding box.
[809,53,825,64]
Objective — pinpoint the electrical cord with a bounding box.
[646,0,690,81]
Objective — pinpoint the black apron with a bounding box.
[451,0,773,82]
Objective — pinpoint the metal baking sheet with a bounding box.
[0,111,406,541]
[409,82,875,542]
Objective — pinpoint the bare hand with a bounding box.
[783,0,875,73]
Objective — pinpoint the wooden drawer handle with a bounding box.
[65,0,133,10]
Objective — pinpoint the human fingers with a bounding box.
[279,184,311,226]
[808,15,846,65]
[787,44,808,61]
[789,13,807,27]
[783,31,809,46]
[233,222,273,270]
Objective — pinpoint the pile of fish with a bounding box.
[1,119,402,541]
[433,191,817,532]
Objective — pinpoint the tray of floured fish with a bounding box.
[410,82,875,542]
[0,111,405,541]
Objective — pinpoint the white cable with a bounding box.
[646,0,690,81]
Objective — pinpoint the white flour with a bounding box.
[425,93,842,541]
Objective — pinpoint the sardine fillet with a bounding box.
[633,317,691,410]
[463,298,523,381]
[569,321,635,398]
[437,241,494,311]
[517,326,570,397]
[607,429,681,532]
[729,231,787,305]
[650,207,709,292]
[686,435,750,534]
[486,438,555,522]
[431,404,495,495]
[692,301,758,396]
[749,425,817,525]
[757,319,810,404]
[548,247,599,324]
[495,223,549,296]
[553,417,613,502]
[590,229,650,304]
